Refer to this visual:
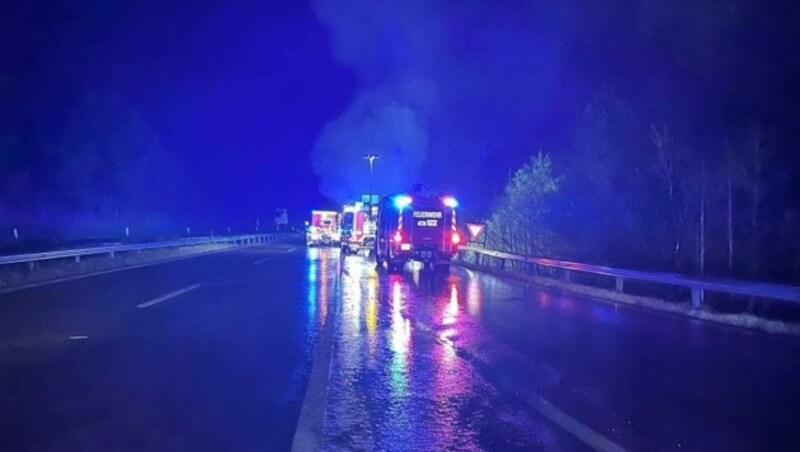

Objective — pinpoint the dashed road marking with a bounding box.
[136,284,201,309]
[253,257,271,265]
[68,335,89,340]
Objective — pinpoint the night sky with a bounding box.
[1,0,798,231]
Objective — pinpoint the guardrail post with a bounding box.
[27,262,35,272]
[615,277,624,292]
[691,288,703,309]
[109,251,116,259]
[564,269,571,282]
[74,256,81,264]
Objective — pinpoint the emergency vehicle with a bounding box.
[374,186,462,272]
[340,202,376,255]
[307,210,340,247]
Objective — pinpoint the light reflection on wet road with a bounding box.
[306,248,800,451]
[3,244,800,450]
[318,250,583,451]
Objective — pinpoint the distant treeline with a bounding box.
[488,92,799,287]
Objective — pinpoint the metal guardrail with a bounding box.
[0,233,298,268]
[459,246,800,307]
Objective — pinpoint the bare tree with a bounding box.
[650,123,684,268]
[724,144,735,276]
[739,123,771,280]
[699,159,706,278]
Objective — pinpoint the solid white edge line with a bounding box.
[513,382,627,452]
[136,284,201,309]
[418,315,626,451]
[291,277,338,451]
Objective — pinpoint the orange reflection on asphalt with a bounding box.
[319,249,329,326]
[367,277,378,334]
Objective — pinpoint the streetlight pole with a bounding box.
[363,153,379,212]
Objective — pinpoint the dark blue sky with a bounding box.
[2,0,356,226]
[1,0,798,231]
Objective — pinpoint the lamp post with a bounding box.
[363,153,379,211]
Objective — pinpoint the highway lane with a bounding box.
[324,253,800,451]
[2,244,800,450]
[0,243,324,451]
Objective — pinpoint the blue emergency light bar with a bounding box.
[394,195,413,209]
[442,196,458,208]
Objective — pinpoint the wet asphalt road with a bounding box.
[2,244,800,451]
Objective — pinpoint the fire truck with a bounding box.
[307,210,340,247]
[340,201,376,255]
[374,186,462,272]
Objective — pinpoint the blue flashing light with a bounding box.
[394,195,413,209]
[442,196,459,208]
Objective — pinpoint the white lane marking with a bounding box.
[291,282,338,451]
[69,335,89,340]
[510,381,626,452]
[136,284,201,309]
[414,318,626,452]
[253,257,271,265]
[286,247,296,252]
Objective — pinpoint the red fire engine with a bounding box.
[374,186,462,272]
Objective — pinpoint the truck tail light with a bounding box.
[393,231,403,243]
[451,232,461,245]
